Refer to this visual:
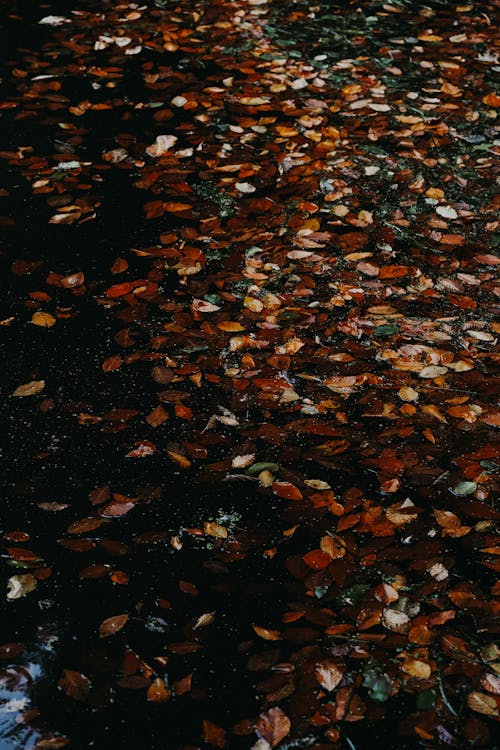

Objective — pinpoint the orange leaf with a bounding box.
[217,321,245,332]
[379,265,409,279]
[253,625,283,641]
[147,678,170,703]
[303,549,332,570]
[272,482,303,501]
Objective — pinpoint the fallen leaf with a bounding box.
[99,614,129,638]
[315,661,343,691]
[255,706,291,747]
[12,380,45,397]
[58,670,91,701]
[467,691,499,717]
[7,574,38,600]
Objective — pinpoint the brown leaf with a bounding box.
[255,706,291,747]
[320,534,346,560]
[467,691,499,717]
[12,380,45,397]
[146,405,169,427]
[35,738,70,749]
[99,614,129,638]
[315,661,343,691]
[7,574,37,600]
[61,272,84,288]
[100,501,135,518]
[67,517,104,535]
[202,720,226,748]
[102,355,122,372]
[58,669,91,701]
[0,642,25,660]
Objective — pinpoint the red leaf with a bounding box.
[303,549,332,570]
[272,482,303,501]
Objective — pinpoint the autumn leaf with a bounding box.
[58,670,91,701]
[255,706,291,748]
[147,678,170,703]
[7,574,38,600]
[202,720,226,748]
[272,482,303,501]
[467,692,499,717]
[253,625,283,641]
[99,614,129,638]
[32,311,56,328]
[146,134,177,157]
[12,380,45,397]
[67,517,104,535]
[315,661,343,691]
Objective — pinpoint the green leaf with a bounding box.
[417,689,437,710]
[337,584,370,607]
[450,481,477,496]
[363,670,393,703]
[204,293,221,305]
[374,324,398,337]
[246,462,280,476]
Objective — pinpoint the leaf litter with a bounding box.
[0,0,498,748]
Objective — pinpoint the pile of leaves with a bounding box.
[0,0,498,748]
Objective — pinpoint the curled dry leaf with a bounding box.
[146,134,178,157]
[7,573,38,600]
[61,271,84,288]
[204,521,228,539]
[253,625,283,641]
[32,311,56,328]
[382,608,410,633]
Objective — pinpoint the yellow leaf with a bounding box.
[12,380,45,397]
[244,296,263,313]
[32,311,56,328]
[467,692,499,717]
[402,657,431,679]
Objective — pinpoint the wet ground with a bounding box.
[0,0,499,748]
